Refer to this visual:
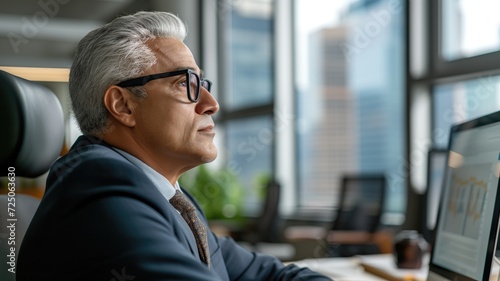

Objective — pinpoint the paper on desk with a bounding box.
[290,257,387,281]
[358,254,429,281]
[292,257,359,269]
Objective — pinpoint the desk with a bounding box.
[290,254,428,281]
[357,254,428,281]
[292,254,500,281]
[285,227,395,256]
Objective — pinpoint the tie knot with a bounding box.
[169,190,196,214]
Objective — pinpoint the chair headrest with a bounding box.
[0,70,65,177]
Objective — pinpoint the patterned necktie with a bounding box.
[169,190,210,267]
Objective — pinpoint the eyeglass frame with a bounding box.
[116,68,212,103]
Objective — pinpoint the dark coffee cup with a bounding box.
[394,230,428,269]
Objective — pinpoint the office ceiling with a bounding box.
[0,0,152,68]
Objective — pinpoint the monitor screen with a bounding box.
[431,118,500,280]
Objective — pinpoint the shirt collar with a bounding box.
[113,148,178,200]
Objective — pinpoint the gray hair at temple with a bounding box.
[69,11,187,137]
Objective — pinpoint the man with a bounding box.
[17,11,331,280]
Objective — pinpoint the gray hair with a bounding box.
[69,11,187,137]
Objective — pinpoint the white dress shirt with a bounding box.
[113,148,180,201]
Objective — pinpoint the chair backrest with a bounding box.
[0,70,65,177]
[257,179,282,243]
[0,70,64,280]
[331,174,386,233]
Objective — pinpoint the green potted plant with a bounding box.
[179,165,244,221]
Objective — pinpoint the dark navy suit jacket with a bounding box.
[17,135,331,280]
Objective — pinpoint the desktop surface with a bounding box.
[291,254,500,281]
[291,254,428,281]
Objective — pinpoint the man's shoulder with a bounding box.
[43,135,164,213]
[48,135,142,186]
[50,136,128,171]
[65,134,121,161]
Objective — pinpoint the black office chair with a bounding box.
[327,173,387,257]
[0,70,65,281]
[246,179,283,244]
[0,70,65,177]
[234,179,295,260]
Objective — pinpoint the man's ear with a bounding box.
[103,86,137,127]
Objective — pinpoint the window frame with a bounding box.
[407,0,500,230]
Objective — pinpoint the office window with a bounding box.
[218,0,275,216]
[226,116,274,215]
[441,0,500,61]
[220,0,274,110]
[294,0,406,215]
[429,0,500,149]
[433,76,500,147]
[406,0,500,231]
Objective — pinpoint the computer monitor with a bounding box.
[427,110,500,281]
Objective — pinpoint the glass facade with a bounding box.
[433,76,500,147]
[219,0,274,216]
[294,0,406,214]
[225,116,274,215]
[217,0,500,224]
[441,0,500,61]
[221,0,274,110]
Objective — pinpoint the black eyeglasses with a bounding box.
[116,69,212,103]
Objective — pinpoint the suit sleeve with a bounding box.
[216,235,332,281]
[71,195,224,280]
[183,176,332,281]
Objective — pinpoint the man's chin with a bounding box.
[200,149,218,163]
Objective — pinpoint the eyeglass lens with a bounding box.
[188,72,211,101]
[188,72,199,101]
